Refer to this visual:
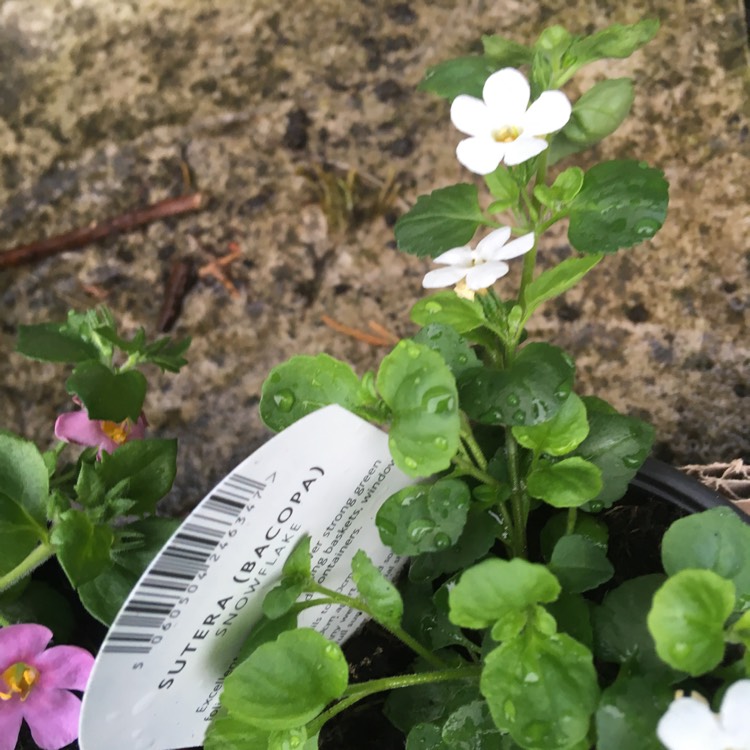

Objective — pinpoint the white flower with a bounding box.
[657,680,750,750]
[450,68,572,174]
[422,227,534,293]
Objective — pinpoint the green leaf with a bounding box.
[351,549,403,627]
[484,168,520,210]
[418,56,498,100]
[482,35,533,67]
[449,557,560,630]
[548,534,614,593]
[16,323,100,363]
[512,393,589,456]
[568,19,659,69]
[522,255,602,319]
[527,457,602,508]
[66,361,147,422]
[260,354,368,431]
[221,629,348,730]
[74,462,106,508]
[113,517,179,574]
[568,160,669,255]
[377,479,470,555]
[595,672,672,750]
[481,631,598,750]
[0,432,50,525]
[0,494,46,578]
[394,184,487,258]
[575,397,654,508]
[407,723,449,750]
[237,611,299,663]
[563,79,634,146]
[204,712,272,750]
[459,343,575,426]
[409,508,497,582]
[441,700,508,749]
[661,507,750,605]
[412,324,480,378]
[141,335,191,373]
[546,593,593,649]
[263,579,305,619]
[533,166,585,208]
[647,569,735,676]
[0,581,76,641]
[51,510,114,587]
[376,341,460,476]
[283,535,312,581]
[411,292,486,334]
[540,511,608,562]
[77,562,138,625]
[96,439,178,516]
[593,575,667,673]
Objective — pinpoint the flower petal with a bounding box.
[131,413,148,440]
[482,68,530,124]
[456,137,505,175]
[490,232,535,261]
[33,646,94,692]
[522,90,572,136]
[23,688,82,750]
[54,411,106,449]
[466,261,510,290]
[0,624,51,666]
[503,136,548,166]
[0,699,23,750]
[433,247,473,265]
[450,95,492,137]
[474,227,512,261]
[657,697,728,750]
[423,266,470,289]
[720,679,750,746]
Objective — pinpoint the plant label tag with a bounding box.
[79,405,414,750]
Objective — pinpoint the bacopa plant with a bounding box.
[203,18,750,750]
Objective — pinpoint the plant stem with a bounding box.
[504,431,527,558]
[306,666,481,736]
[566,507,578,535]
[452,455,500,488]
[0,544,55,594]
[460,412,488,471]
[307,583,446,669]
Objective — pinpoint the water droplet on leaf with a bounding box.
[433,436,448,451]
[403,456,418,470]
[422,386,455,414]
[273,389,295,412]
[503,699,516,721]
[506,393,520,407]
[512,409,526,424]
[425,301,442,314]
[433,532,451,549]
[407,519,434,542]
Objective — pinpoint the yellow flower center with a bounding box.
[492,125,521,143]
[100,419,133,445]
[0,662,40,701]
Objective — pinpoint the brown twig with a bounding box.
[0,192,204,269]
[157,258,196,332]
[197,243,242,299]
[320,315,399,347]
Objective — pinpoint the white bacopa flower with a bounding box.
[422,227,534,293]
[657,680,750,750]
[450,68,572,174]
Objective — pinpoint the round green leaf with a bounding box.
[548,534,614,593]
[0,492,46,578]
[66,361,147,422]
[351,549,403,626]
[647,569,735,676]
[661,507,750,603]
[449,558,561,630]
[458,343,575,426]
[412,324,480,377]
[0,431,50,525]
[568,160,669,254]
[51,510,114,587]
[282,535,312,581]
[410,291,486,334]
[563,79,634,146]
[221,628,348,730]
[526,457,602,508]
[376,341,460,476]
[377,479,470,555]
[418,56,498,101]
[540,511,608,562]
[441,700,506,750]
[512,393,589,456]
[394,184,487,258]
[481,632,598,749]
[16,323,100,363]
[262,579,305,619]
[260,354,367,431]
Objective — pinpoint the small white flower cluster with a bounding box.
[657,680,750,750]
[423,68,571,295]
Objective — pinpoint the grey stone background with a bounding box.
[0,0,748,512]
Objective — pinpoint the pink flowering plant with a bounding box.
[1,307,189,630]
[203,18,750,750]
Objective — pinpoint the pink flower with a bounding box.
[0,624,94,750]
[55,406,147,456]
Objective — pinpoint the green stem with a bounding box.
[0,544,55,594]
[460,412,488,471]
[504,431,527,558]
[307,666,481,736]
[452,455,500,488]
[307,584,446,669]
[566,507,578,535]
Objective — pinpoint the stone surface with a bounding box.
[0,0,748,512]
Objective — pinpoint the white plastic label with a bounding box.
[79,405,415,750]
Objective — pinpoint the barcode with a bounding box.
[102,473,265,655]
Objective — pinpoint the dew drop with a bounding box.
[425,301,443,314]
[588,500,604,512]
[377,518,397,537]
[407,344,421,359]
[403,456,418,470]
[506,393,520,407]
[635,217,661,237]
[324,644,340,659]
[407,519,435,542]
[554,388,569,401]
[524,672,539,683]
[622,454,642,469]
[671,642,690,659]
[512,409,526,424]
[503,699,516,721]
[422,386,455,414]
[273,389,295,412]
[434,436,449,450]
[433,532,451,549]
[457,354,468,365]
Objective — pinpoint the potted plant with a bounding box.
[1,16,748,750]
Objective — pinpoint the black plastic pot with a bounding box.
[633,457,749,521]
